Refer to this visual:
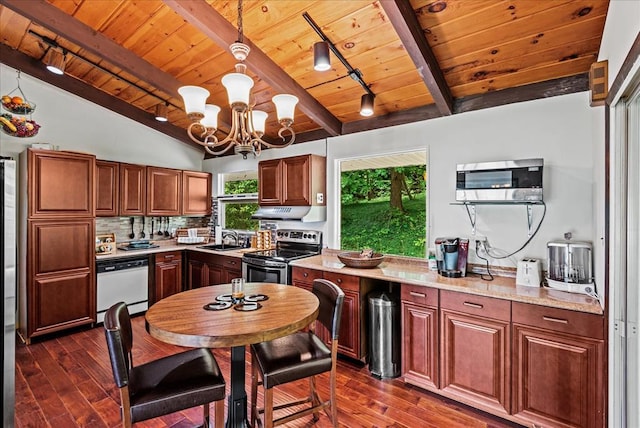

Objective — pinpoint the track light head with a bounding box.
[360,93,374,117]
[44,49,66,75]
[313,41,331,71]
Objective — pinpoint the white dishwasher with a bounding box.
[96,257,149,323]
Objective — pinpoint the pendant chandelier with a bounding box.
[178,0,298,158]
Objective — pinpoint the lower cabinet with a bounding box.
[511,302,605,428]
[186,251,241,289]
[401,284,439,390]
[292,267,365,360]
[20,219,96,342]
[440,290,512,416]
[154,251,182,303]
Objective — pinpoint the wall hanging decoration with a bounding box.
[1,71,41,138]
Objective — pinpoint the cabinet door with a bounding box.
[187,259,207,289]
[258,159,282,205]
[154,252,182,302]
[28,149,95,218]
[120,163,146,215]
[402,302,439,390]
[323,272,361,359]
[147,167,182,215]
[220,255,242,283]
[440,308,511,415]
[96,160,119,216]
[26,219,96,339]
[282,155,311,205]
[182,171,211,215]
[512,324,604,428]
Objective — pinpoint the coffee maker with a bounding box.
[434,237,469,278]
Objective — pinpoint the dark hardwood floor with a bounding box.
[15,315,523,427]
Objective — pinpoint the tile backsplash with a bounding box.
[96,216,209,243]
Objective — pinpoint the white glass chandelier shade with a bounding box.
[250,110,268,134]
[221,73,254,106]
[272,94,299,123]
[178,86,210,117]
[201,104,221,129]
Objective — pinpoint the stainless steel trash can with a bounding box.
[368,291,400,379]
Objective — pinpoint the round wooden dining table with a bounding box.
[145,282,319,428]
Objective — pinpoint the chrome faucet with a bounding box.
[222,230,239,246]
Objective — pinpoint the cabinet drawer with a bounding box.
[441,290,511,321]
[219,255,241,269]
[512,302,604,339]
[323,271,359,292]
[401,284,438,307]
[292,266,323,284]
[156,251,181,264]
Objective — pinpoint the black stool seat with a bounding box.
[128,347,226,422]
[251,331,331,389]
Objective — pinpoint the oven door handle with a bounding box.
[242,258,288,269]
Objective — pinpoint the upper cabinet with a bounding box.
[258,154,326,206]
[28,149,95,218]
[119,163,146,216]
[95,160,119,217]
[182,171,212,216]
[146,167,182,216]
[100,160,210,217]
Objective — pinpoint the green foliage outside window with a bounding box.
[341,165,427,258]
[223,178,259,230]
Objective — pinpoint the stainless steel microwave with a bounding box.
[455,158,543,203]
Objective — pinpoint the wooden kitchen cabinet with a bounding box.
[96,160,119,217]
[154,251,182,303]
[119,163,146,215]
[147,166,182,216]
[258,154,326,206]
[186,252,241,288]
[401,284,439,390]
[440,290,511,417]
[182,170,212,215]
[323,271,363,360]
[20,219,96,341]
[27,149,95,218]
[512,302,605,428]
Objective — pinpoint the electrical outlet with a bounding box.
[316,193,324,204]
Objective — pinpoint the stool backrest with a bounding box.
[312,279,345,340]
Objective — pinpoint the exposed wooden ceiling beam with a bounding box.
[344,74,589,135]
[380,0,453,116]
[162,0,343,137]
[0,44,203,152]
[0,0,184,96]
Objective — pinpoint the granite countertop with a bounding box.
[95,240,250,260]
[290,251,603,315]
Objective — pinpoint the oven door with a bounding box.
[242,257,289,284]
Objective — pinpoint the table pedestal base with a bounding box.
[226,345,249,428]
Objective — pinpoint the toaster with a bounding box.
[516,258,542,287]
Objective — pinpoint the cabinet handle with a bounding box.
[463,301,483,309]
[409,291,426,298]
[303,272,308,277]
[336,278,342,283]
[542,316,569,324]
[164,255,175,259]
[229,261,236,265]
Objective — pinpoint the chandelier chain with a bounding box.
[237,0,244,43]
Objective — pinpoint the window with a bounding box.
[339,151,427,258]
[218,171,259,231]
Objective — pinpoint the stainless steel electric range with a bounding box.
[242,229,322,285]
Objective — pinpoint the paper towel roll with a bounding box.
[215,226,222,244]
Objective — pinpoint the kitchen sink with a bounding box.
[197,243,244,251]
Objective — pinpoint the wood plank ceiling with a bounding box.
[0,0,608,155]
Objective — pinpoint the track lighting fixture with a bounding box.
[44,49,66,75]
[313,41,331,71]
[360,93,375,117]
[154,103,168,122]
[304,12,376,117]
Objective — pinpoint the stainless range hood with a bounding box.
[252,206,326,222]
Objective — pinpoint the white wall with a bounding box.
[205,91,600,271]
[0,64,203,170]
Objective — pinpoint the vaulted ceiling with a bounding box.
[0,0,608,156]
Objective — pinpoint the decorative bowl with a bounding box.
[337,251,384,269]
